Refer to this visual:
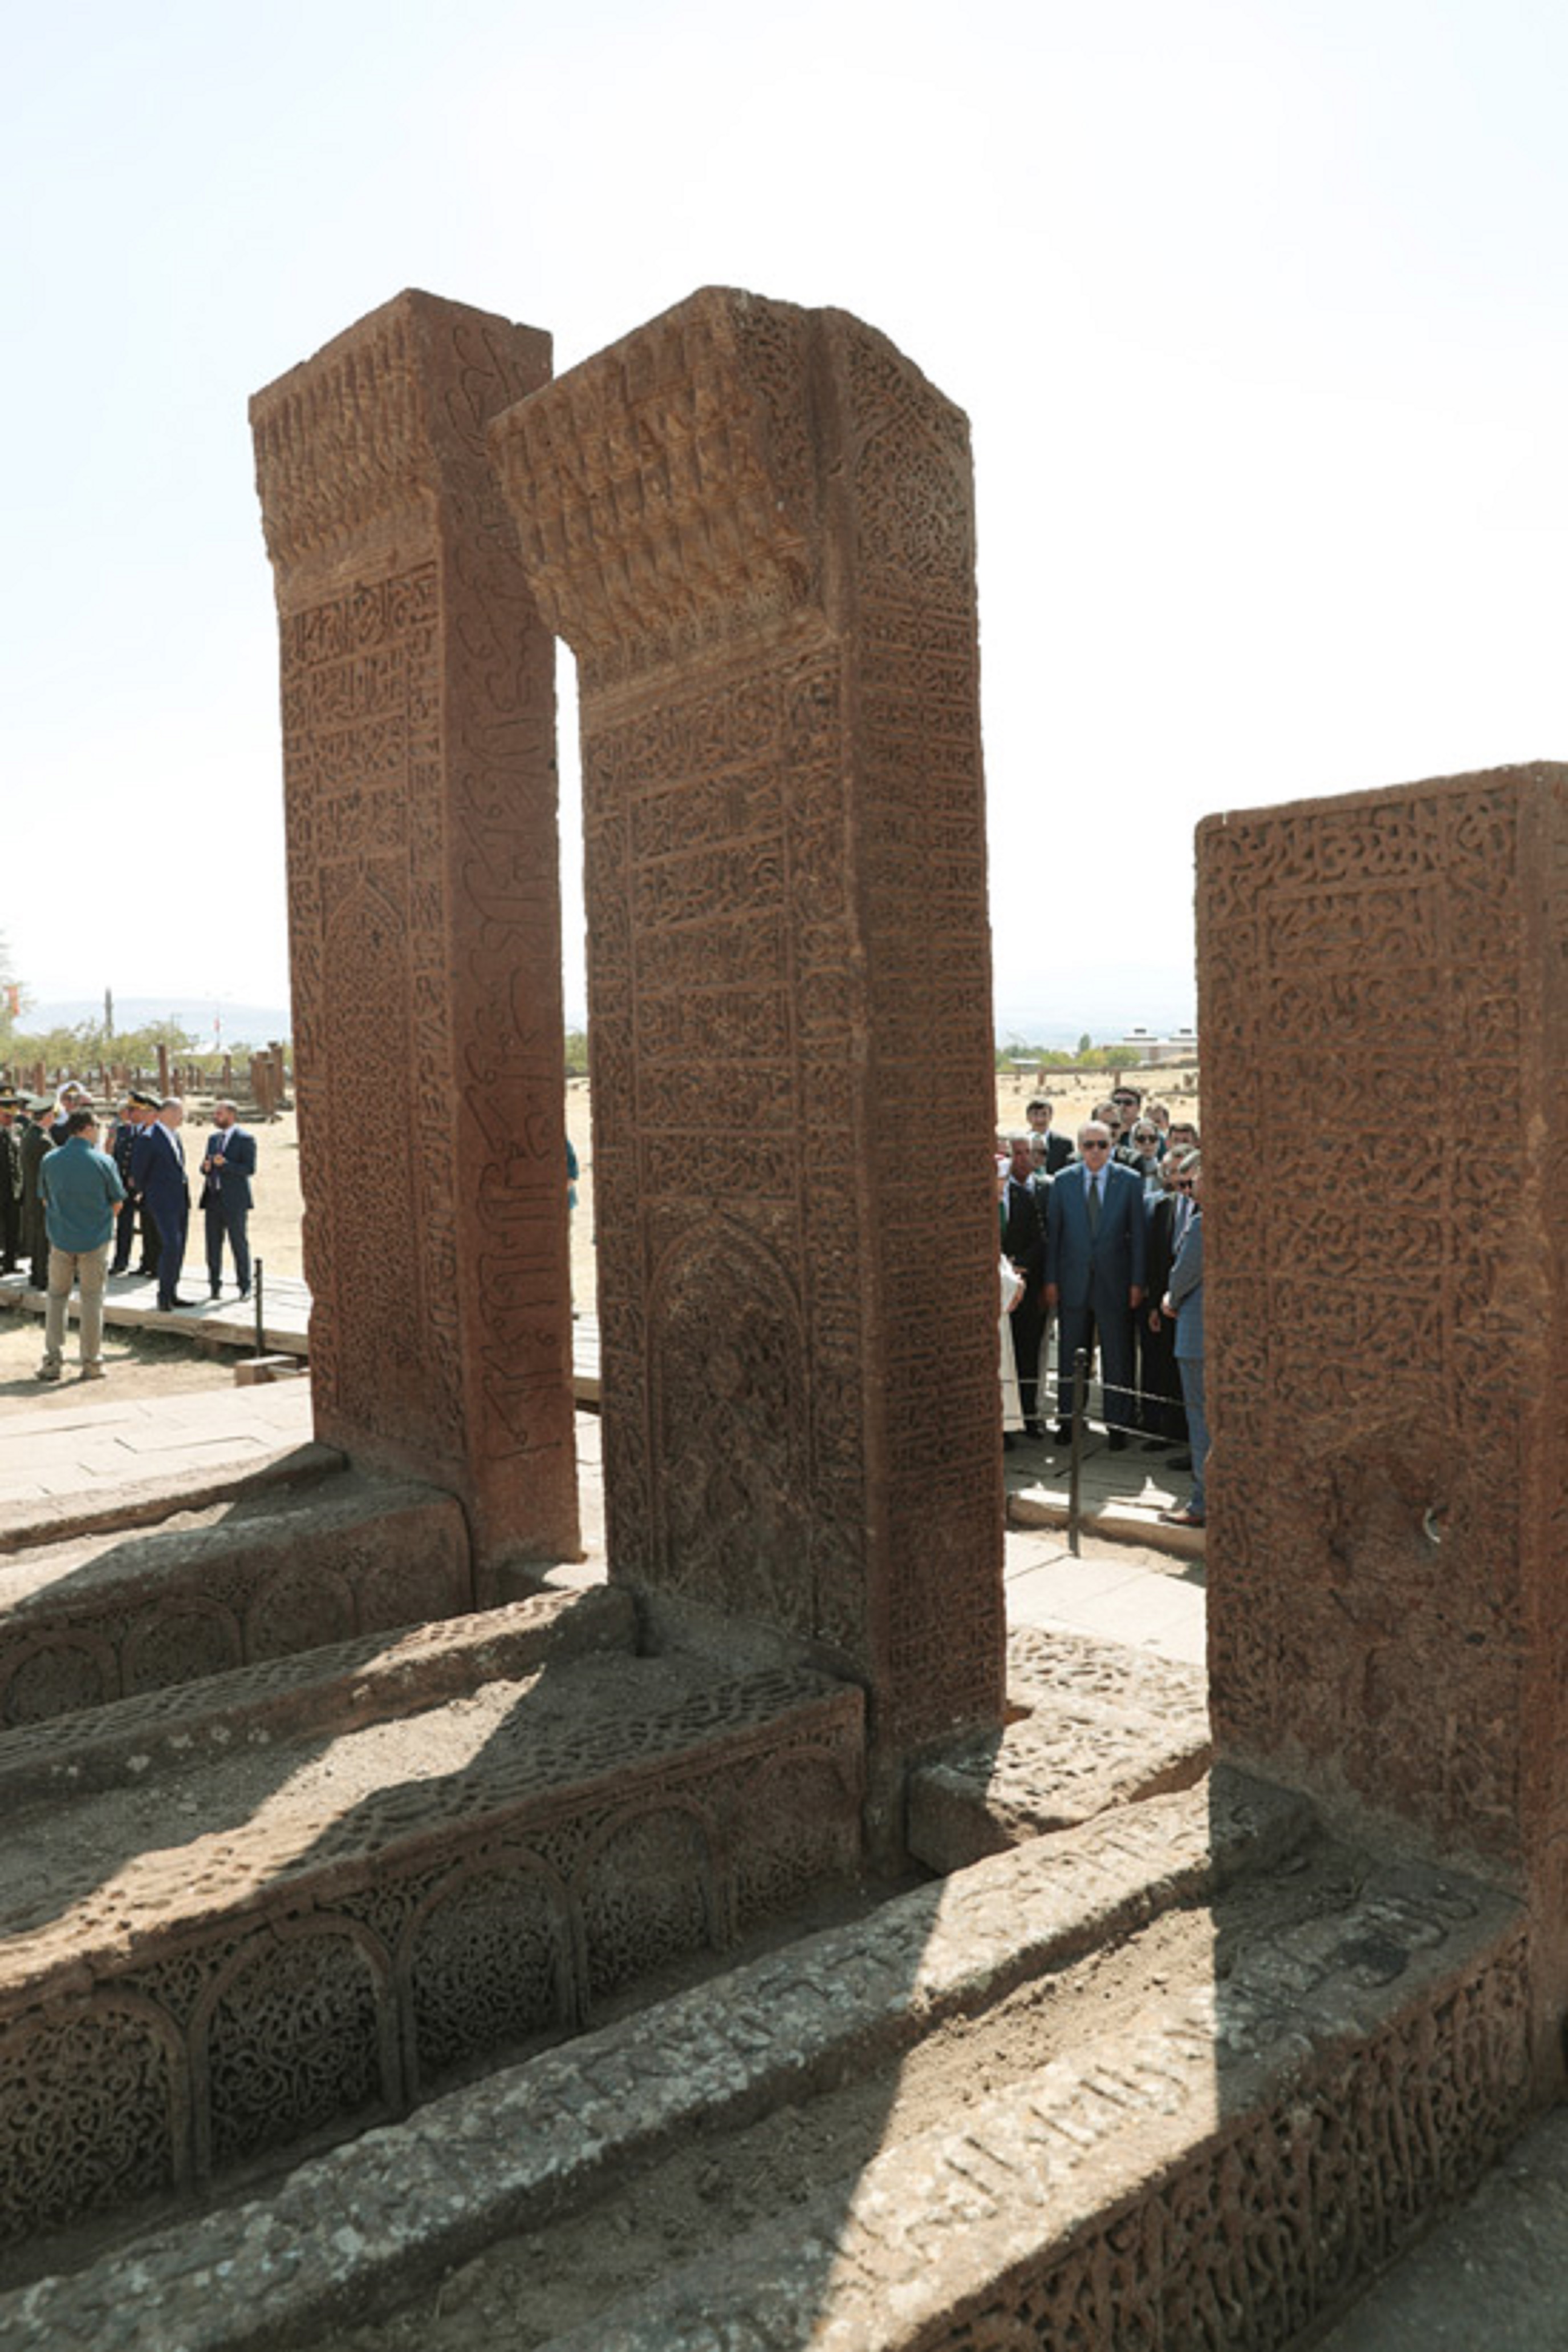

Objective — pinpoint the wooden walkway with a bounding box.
[0,1271,602,1402]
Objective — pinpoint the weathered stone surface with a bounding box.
[1004,1619,1207,1716]
[0,1473,472,1727]
[0,1585,633,1803]
[1317,2106,1568,2350]
[0,1772,1309,2344]
[547,1881,1527,2352]
[1197,760,1568,2079]
[251,291,577,1579]
[907,1625,1212,1870]
[490,289,1002,1801]
[0,1647,862,2245]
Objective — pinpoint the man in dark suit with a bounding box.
[18,1099,54,1292]
[0,1091,22,1272]
[1001,1132,1049,1437]
[1025,1096,1074,1174]
[131,1098,193,1310]
[108,1093,152,1275]
[200,1099,257,1298]
[1045,1120,1147,1450]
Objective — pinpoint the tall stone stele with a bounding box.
[490,287,1005,1806]
[251,290,579,1582]
[1199,759,1568,2091]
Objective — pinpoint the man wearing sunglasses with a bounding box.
[1044,1120,1147,1450]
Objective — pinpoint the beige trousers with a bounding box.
[42,1242,109,1370]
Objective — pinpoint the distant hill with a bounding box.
[24,997,291,1046]
[993,1009,1197,1049]
[22,996,1196,1056]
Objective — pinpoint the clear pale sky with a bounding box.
[5,0,1565,1038]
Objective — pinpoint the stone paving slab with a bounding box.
[1008,1463,1207,1558]
[907,1624,1212,1871]
[0,1770,1312,2349]
[544,1872,1527,2352]
[0,1381,320,1520]
[0,1585,635,1803]
[1002,1526,1207,1664]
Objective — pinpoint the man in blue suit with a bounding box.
[131,1098,194,1310]
[1045,1120,1147,1450]
[200,1100,257,1298]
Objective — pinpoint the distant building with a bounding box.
[1108,1026,1199,1067]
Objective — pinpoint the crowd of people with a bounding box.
[997,1083,1208,1529]
[0,1082,257,1381]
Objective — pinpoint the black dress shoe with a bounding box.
[1052,1423,1074,1445]
[157,1297,197,1311]
[1168,1452,1193,1471]
[209,1286,221,1299]
[1025,1419,1046,1440]
[1002,1431,1019,1451]
[1107,1431,1128,1452]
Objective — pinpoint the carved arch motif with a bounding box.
[647,1218,812,1633]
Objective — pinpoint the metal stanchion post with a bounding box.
[252,1258,264,1360]
[1069,1346,1088,1558]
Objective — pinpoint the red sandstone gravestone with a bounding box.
[251,291,578,1579]
[1199,758,1568,2089]
[490,288,1005,1800]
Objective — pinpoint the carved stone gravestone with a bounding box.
[1199,759,1568,2085]
[251,291,578,1579]
[491,289,1005,1809]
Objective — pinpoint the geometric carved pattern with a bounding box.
[0,1487,471,1728]
[0,2001,186,2238]
[649,1225,810,1627]
[920,1939,1530,2351]
[1,1636,113,1727]
[251,290,578,1575]
[197,1926,392,2172]
[1198,763,1568,2071]
[491,288,1005,1777]
[579,1806,716,2000]
[406,1859,568,2081]
[731,1748,870,1931]
[0,1668,862,2245]
[242,1562,356,1660]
